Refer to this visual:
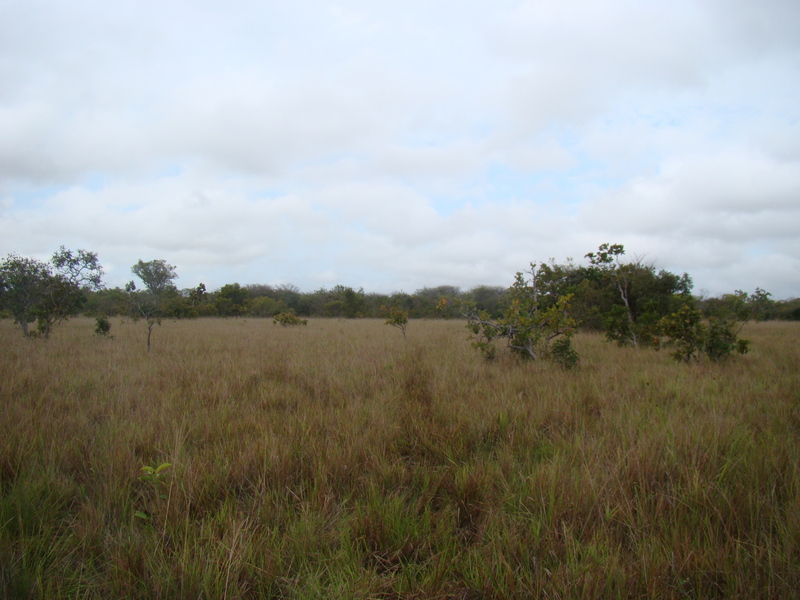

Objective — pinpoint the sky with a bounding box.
[1,0,799,298]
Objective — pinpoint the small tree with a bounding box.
[586,243,640,346]
[382,305,409,339]
[189,283,206,307]
[457,264,578,365]
[656,305,705,363]
[128,259,177,351]
[585,243,692,347]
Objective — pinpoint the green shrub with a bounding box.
[457,265,578,363]
[273,312,307,326]
[382,305,409,339]
[94,316,112,337]
[658,305,750,363]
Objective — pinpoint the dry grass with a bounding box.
[1,317,799,598]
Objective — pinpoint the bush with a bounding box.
[458,264,578,363]
[94,316,112,337]
[273,312,308,326]
[382,306,409,339]
[549,337,579,369]
[658,305,750,363]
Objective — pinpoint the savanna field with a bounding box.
[1,317,799,599]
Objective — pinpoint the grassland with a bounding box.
[1,317,799,599]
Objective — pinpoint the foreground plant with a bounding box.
[135,462,172,522]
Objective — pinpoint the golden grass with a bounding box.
[1,317,799,598]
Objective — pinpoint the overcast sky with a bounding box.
[1,0,799,298]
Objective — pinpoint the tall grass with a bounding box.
[1,318,799,598]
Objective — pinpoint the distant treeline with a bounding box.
[84,283,494,320]
[4,246,799,347]
[82,268,800,324]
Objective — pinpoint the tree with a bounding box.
[585,243,692,346]
[415,286,462,318]
[585,244,641,345]
[0,255,52,337]
[465,285,507,319]
[38,247,104,338]
[699,288,773,322]
[657,304,750,363]
[771,298,800,321]
[131,259,177,298]
[189,283,206,307]
[323,285,367,318]
[83,287,130,316]
[246,296,287,317]
[214,283,249,316]
[273,284,306,315]
[0,247,103,338]
[128,259,177,351]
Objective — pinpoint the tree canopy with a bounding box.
[0,247,103,338]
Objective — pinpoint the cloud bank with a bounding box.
[1,0,798,297]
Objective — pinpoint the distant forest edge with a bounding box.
[84,275,799,323]
[1,244,799,335]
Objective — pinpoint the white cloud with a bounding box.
[1,0,799,298]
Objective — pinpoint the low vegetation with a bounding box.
[1,317,799,598]
[453,264,578,364]
[273,312,308,327]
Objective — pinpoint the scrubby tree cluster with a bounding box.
[440,244,768,366]
[0,247,103,338]
[528,244,694,347]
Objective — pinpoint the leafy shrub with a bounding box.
[273,312,308,326]
[382,305,409,339]
[457,264,578,363]
[658,304,750,363]
[549,337,579,369]
[94,316,112,337]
